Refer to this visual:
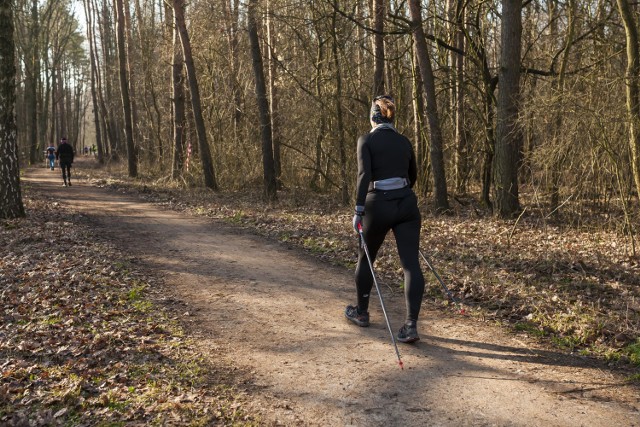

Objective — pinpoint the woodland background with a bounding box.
[7,0,640,233]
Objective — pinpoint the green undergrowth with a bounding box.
[626,339,640,366]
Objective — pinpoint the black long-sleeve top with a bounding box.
[355,127,418,207]
[56,142,75,163]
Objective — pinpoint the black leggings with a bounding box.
[355,189,425,323]
[60,162,72,182]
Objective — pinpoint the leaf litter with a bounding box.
[1,192,257,425]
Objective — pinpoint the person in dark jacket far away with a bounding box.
[345,95,426,344]
[56,137,75,187]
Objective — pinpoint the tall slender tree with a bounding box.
[408,0,450,213]
[83,0,104,163]
[372,0,385,95]
[173,0,217,189]
[331,3,349,204]
[452,0,469,195]
[223,0,242,143]
[310,22,327,192]
[616,0,640,202]
[99,0,120,157]
[0,0,25,219]
[25,0,40,164]
[266,0,281,181]
[411,43,428,196]
[549,0,577,212]
[248,0,277,200]
[123,2,140,150]
[494,0,523,218]
[171,16,186,179]
[115,0,137,177]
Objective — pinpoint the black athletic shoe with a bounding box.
[68,182,72,186]
[345,305,369,327]
[397,322,420,343]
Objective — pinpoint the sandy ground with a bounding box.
[24,162,639,426]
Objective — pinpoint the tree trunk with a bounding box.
[171,19,186,179]
[83,0,104,163]
[40,48,50,150]
[115,0,137,177]
[73,71,84,149]
[616,0,640,202]
[482,78,497,212]
[140,0,165,167]
[452,0,469,195]
[27,0,39,165]
[411,42,429,197]
[100,0,121,158]
[223,0,242,143]
[549,0,576,212]
[331,6,349,204]
[408,0,450,213]
[0,0,25,218]
[94,0,118,158]
[355,0,364,86]
[57,67,67,139]
[310,32,326,192]
[50,64,58,142]
[494,0,522,218]
[123,2,141,155]
[173,0,217,190]
[372,0,385,95]
[465,6,497,211]
[248,0,277,200]
[266,0,281,181]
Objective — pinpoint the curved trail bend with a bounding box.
[24,163,639,426]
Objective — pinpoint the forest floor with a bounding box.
[1,156,639,425]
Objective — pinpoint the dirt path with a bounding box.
[24,163,639,426]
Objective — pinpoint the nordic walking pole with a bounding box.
[419,250,465,314]
[358,224,404,370]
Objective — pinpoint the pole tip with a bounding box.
[398,360,404,370]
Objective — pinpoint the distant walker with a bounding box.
[55,137,75,187]
[45,143,56,170]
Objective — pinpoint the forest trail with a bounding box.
[23,161,639,426]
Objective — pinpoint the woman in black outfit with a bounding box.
[345,95,425,343]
